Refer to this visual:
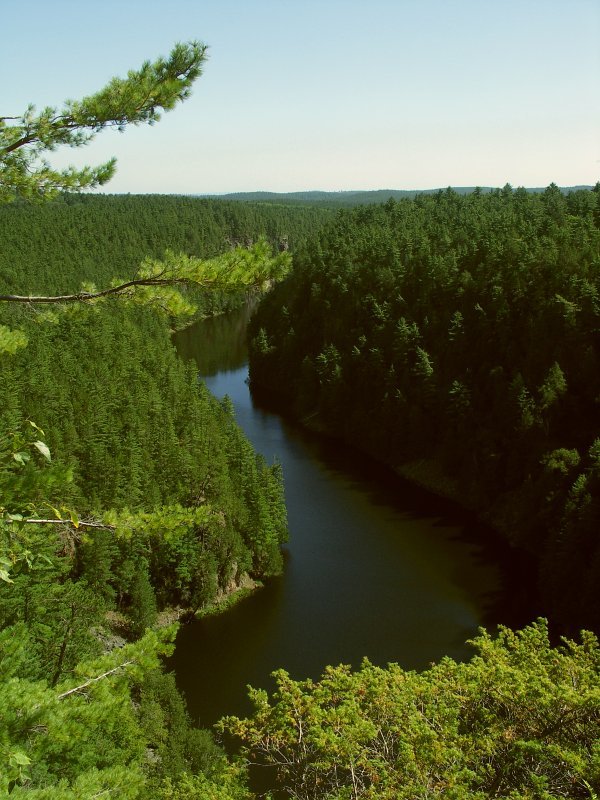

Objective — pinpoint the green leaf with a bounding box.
[0,569,13,583]
[33,440,51,461]
[45,502,63,520]
[12,451,30,465]
[9,751,31,767]
[27,420,45,436]
[0,324,29,354]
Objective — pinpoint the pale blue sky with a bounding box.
[3,0,599,193]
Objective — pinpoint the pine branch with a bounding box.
[0,41,208,201]
[7,518,116,531]
[0,244,289,305]
[0,277,189,304]
[57,662,135,700]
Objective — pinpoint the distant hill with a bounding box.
[203,186,595,208]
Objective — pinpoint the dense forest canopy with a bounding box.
[249,184,600,634]
[0,193,330,313]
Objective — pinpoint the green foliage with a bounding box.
[157,769,251,800]
[248,186,600,632]
[0,305,289,611]
[135,670,227,784]
[0,420,74,582]
[0,324,28,355]
[128,562,158,638]
[222,620,600,800]
[0,240,292,325]
[0,194,328,329]
[0,628,170,795]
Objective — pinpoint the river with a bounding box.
[171,303,527,728]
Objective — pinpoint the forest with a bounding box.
[1,190,599,800]
[249,184,600,635]
[2,41,599,800]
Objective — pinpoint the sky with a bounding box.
[2,0,599,194]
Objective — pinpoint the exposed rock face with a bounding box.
[211,572,258,608]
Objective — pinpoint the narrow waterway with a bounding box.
[171,304,521,728]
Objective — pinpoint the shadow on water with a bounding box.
[170,305,538,729]
[173,300,257,376]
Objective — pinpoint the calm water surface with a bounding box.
[171,305,518,727]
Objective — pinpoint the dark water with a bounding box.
[171,306,523,728]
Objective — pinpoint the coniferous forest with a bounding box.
[1,40,599,800]
[249,185,600,634]
[0,192,330,797]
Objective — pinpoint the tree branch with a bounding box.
[57,661,134,700]
[0,248,277,305]
[6,517,115,531]
[1,132,37,156]
[0,41,207,202]
[0,276,191,304]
